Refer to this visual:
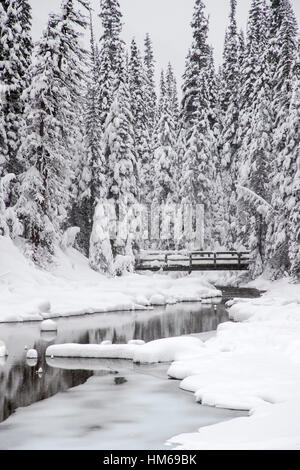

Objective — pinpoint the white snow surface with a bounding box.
[0,236,220,323]
[26,349,38,359]
[40,319,57,331]
[167,277,300,449]
[46,336,205,364]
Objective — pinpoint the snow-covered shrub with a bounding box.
[113,254,135,276]
[61,227,80,251]
[89,201,113,274]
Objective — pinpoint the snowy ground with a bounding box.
[0,236,220,323]
[167,276,300,449]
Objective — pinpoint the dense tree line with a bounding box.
[0,0,299,279]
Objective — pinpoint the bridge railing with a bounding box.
[135,251,250,271]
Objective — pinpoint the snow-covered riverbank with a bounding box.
[0,236,220,323]
[43,277,300,449]
[2,235,300,449]
[167,277,300,449]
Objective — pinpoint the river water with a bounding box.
[0,286,261,450]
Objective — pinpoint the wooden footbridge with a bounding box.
[135,251,250,272]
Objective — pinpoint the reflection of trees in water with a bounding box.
[0,303,229,424]
[0,333,92,423]
[132,305,229,342]
[89,305,229,344]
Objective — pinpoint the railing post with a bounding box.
[165,254,168,267]
[189,253,192,274]
[214,252,217,268]
[238,252,241,269]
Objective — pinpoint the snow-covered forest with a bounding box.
[0,0,299,280]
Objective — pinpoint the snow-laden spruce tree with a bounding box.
[270,75,300,279]
[141,34,157,204]
[234,0,271,256]
[17,1,89,264]
[219,0,240,248]
[165,63,180,138]
[144,33,157,143]
[16,14,65,261]
[154,70,177,206]
[287,78,300,279]
[265,0,299,277]
[94,65,138,269]
[180,0,217,248]
[0,0,32,177]
[70,7,106,256]
[246,85,273,278]
[181,0,211,135]
[129,38,151,203]
[98,0,124,129]
[269,0,298,155]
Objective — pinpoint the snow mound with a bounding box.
[46,343,137,360]
[26,349,38,359]
[40,319,57,331]
[149,294,166,305]
[128,339,145,345]
[36,300,51,314]
[46,336,204,364]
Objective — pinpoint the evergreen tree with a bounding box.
[139,34,157,204]
[165,62,179,136]
[235,0,271,254]
[287,78,300,278]
[98,0,124,128]
[246,85,273,278]
[70,7,105,256]
[102,71,138,258]
[180,0,216,247]
[154,69,177,206]
[144,33,157,139]
[17,0,89,263]
[0,0,33,176]
[266,0,299,276]
[17,14,67,261]
[219,0,240,248]
[181,0,211,136]
[128,38,149,202]
[272,75,300,278]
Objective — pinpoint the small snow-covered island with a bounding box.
[0,0,299,452]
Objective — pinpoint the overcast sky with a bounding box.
[30,0,300,89]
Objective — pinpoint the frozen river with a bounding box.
[0,288,260,449]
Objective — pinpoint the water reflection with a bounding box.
[0,301,229,424]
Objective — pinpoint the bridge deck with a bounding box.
[135,251,250,272]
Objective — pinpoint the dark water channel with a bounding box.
[0,287,261,449]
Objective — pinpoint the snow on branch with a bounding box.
[236,184,275,216]
[60,227,80,250]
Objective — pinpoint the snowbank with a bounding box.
[165,277,300,449]
[40,319,57,331]
[168,398,300,450]
[0,236,220,323]
[46,336,205,364]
